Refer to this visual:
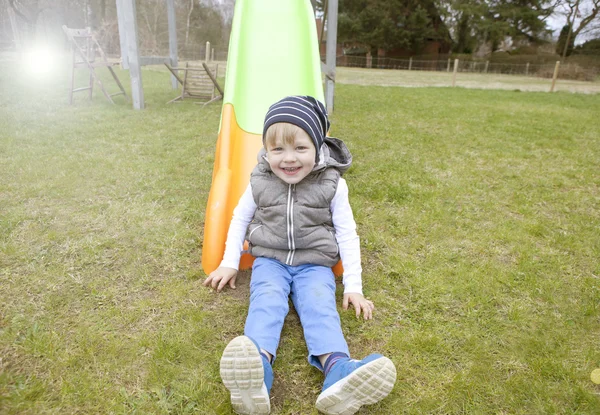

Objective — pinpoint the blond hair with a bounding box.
[264,122,312,149]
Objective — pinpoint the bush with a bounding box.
[567,54,600,68]
[535,62,599,81]
[573,38,600,55]
[512,45,538,55]
[490,51,558,65]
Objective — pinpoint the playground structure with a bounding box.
[62,25,127,105]
[14,0,340,272]
[200,0,342,276]
[115,0,179,109]
[114,0,338,113]
[164,61,223,105]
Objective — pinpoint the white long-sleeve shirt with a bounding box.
[219,177,363,294]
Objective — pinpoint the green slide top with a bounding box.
[223,0,325,135]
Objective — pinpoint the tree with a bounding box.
[556,23,575,55]
[7,0,46,43]
[337,0,441,54]
[556,0,600,48]
[6,0,89,46]
[406,5,437,54]
[436,0,555,53]
[573,36,600,53]
[3,0,234,57]
[127,0,229,56]
[186,0,194,45]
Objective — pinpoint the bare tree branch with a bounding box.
[7,0,32,23]
[573,0,600,37]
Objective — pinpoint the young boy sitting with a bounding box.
[203,96,396,415]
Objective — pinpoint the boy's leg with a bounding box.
[315,353,396,415]
[244,257,292,361]
[288,264,349,370]
[289,264,396,415]
[220,258,291,415]
[220,336,273,415]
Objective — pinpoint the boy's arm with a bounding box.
[331,178,374,320]
[203,184,256,292]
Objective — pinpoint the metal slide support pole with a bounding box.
[115,0,129,69]
[122,0,144,109]
[325,0,338,113]
[167,0,178,89]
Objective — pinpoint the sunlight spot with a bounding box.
[22,45,58,77]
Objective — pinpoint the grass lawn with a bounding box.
[1,56,600,414]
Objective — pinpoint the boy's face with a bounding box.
[266,129,316,184]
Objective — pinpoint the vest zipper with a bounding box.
[286,184,296,265]
[248,224,263,239]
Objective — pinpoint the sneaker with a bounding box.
[315,354,397,415]
[220,336,273,415]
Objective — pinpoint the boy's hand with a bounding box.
[203,267,238,292]
[343,293,375,320]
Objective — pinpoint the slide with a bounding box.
[201,0,328,274]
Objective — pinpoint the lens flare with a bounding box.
[23,46,57,76]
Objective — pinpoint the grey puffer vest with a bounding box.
[247,137,353,267]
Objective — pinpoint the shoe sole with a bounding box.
[315,356,397,415]
[220,336,271,415]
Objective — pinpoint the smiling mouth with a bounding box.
[281,167,301,174]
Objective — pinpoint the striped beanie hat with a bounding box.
[263,95,330,163]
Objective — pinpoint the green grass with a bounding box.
[1,58,600,414]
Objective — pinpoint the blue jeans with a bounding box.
[244,257,349,370]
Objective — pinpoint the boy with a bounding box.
[203,96,396,415]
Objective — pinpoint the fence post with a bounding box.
[484,60,489,73]
[550,61,560,92]
[205,41,210,62]
[408,57,412,71]
[525,62,529,76]
[452,59,459,87]
[447,58,451,72]
[211,48,215,61]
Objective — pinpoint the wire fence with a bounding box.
[173,51,598,82]
[333,55,599,82]
[173,52,597,91]
[170,51,597,83]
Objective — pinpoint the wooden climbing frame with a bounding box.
[164,62,224,105]
[62,25,128,105]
